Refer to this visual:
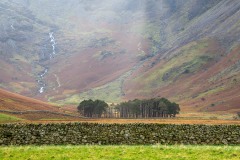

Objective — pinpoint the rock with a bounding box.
[222,139,228,145]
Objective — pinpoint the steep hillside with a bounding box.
[0,88,81,121]
[123,0,240,112]
[0,0,54,96]
[0,0,240,113]
[125,41,240,112]
[59,0,240,113]
[0,88,57,111]
[0,0,151,101]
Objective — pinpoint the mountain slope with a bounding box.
[0,0,240,113]
[125,40,240,112]
[0,88,56,111]
[59,0,240,113]
[0,0,53,96]
[0,88,81,121]
[122,0,240,112]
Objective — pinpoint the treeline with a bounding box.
[116,98,180,118]
[77,98,180,118]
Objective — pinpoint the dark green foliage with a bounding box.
[116,98,180,118]
[77,98,179,118]
[0,123,239,145]
[77,99,108,118]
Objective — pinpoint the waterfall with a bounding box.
[37,32,57,94]
[49,32,56,57]
[38,69,48,94]
[11,24,15,30]
[39,87,44,94]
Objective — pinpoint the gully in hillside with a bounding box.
[38,32,57,94]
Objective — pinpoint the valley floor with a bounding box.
[21,118,240,125]
[1,109,239,125]
[0,145,239,160]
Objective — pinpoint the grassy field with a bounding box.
[0,145,239,160]
[0,112,239,124]
[0,113,22,123]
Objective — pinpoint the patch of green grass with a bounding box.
[131,39,214,96]
[0,145,239,160]
[60,71,133,104]
[61,80,122,104]
[0,113,23,123]
[179,112,236,120]
[39,118,66,121]
[10,54,28,63]
[197,86,226,99]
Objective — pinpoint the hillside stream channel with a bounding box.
[38,32,56,94]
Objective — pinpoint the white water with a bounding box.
[40,69,48,77]
[38,32,57,94]
[49,32,56,55]
[39,87,44,93]
[11,24,15,30]
[38,69,48,94]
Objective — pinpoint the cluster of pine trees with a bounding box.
[77,99,108,118]
[77,98,180,118]
[116,98,180,118]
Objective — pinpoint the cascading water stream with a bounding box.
[37,32,57,94]
[38,68,48,93]
[11,24,15,30]
[49,32,56,58]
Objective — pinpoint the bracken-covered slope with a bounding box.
[0,88,56,111]
[0,0,240,113]
[0,88,82,121]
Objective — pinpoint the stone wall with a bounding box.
[0,123,239,145]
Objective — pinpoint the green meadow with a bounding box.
[0,145,239,160]
[0,113,22,123]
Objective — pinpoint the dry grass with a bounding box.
[23,111,239,125]
[18,118,240,125]
[0,88,58,111]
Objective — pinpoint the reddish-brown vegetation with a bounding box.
[0,88,82,121]
[45,28,150,101]
[20,118,240,125]
[0,88,57,111]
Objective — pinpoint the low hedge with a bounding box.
[0,123,239,145]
